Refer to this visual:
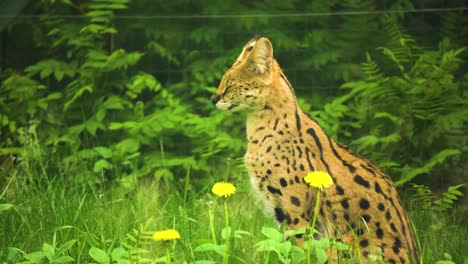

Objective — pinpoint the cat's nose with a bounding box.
[211,94,221,105]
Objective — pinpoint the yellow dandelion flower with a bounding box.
[212,182,236,197]
[152,229,181,241]
[304,171,334,190]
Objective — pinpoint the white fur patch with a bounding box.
[215,101,248,112]
[247,40,257,50]
[234,40,257,65]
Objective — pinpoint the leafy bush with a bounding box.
[313,23,467,186]
[0,0,466,192]
[0,0,246,192]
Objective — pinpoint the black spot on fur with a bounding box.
[336,184,345,195]
[378,203,385,211]
[390,223,398,233]
[274,207,290,223]
[359,198,370,210]
[355,228,364,236]
[362,214,371,222]
[266,146,272,152]
[386,210,392,220]
[299,164,305,171]
[376,227,384,239]
[392,237,402,254]
[340,199,349,209]
[296,146,303,158]
[354,175,370,188]
[279,178,288,187]
[375,182,383,194]
[273,118,280,130]
[266,169,272,175]
[261,134,273,143]
[344,213,350,221]
[360,239,369,248]
[291,196,301,207]
[267,185,283,196]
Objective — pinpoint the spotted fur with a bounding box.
[212,37,419,263]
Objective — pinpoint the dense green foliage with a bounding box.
[314,29,467,187]
[1,0,467,188]
[0,0,467,263]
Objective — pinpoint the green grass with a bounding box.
[1,166,467,263]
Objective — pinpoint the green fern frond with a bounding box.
[410,183,465,212]
[120,220,154,263]
[433,184,465,211]
[80,0,129,35]
[356,53,403,103]
[410,184,434,209]
[439,48,466,72]
[378,16,422,72]
[351,133,401,154]
[361,53,384,82]
[396,149,462,186]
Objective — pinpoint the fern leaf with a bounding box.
[352,133,400,153]
[410,184,434,209]
[447,184,465,197]
[396,149,461,186]
[361,53,384,81]
[433,184,465,211]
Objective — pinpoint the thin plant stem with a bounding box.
[224,200,230,230]
[311,190,321,233]
[223,199,230,264]
[307,189,322,264]
[264,250,270,264]
[166,246,171,264]
[208,203,218,245]
[182,161,192,208]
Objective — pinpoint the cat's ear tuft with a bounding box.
[246,37,273,75]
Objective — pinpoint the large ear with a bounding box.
[246,37,273,75]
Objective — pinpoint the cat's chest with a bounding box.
[244,139,295,176]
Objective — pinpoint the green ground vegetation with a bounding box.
[1,162,467,263]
